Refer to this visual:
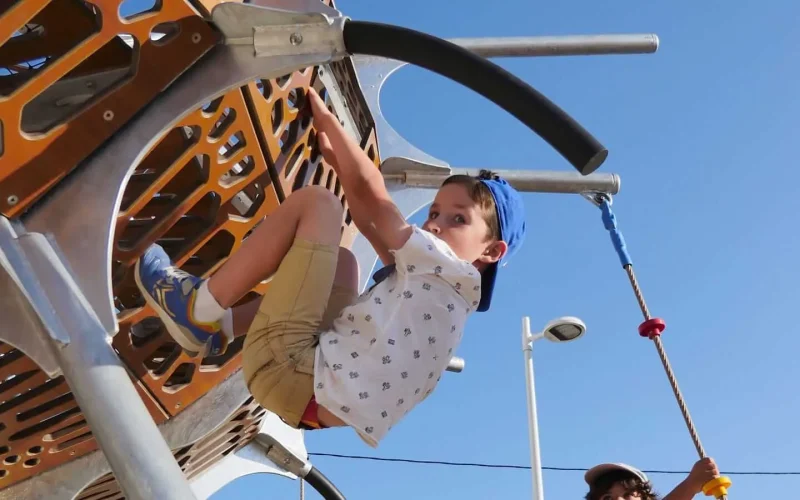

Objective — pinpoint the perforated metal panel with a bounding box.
[74,396,266,500]
[0,0,219,215]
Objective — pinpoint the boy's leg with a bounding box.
[135,186,345,356]
[241,199,355,428]
[208,185,345,308]
[244,247,358,429]
[227,248,360,338]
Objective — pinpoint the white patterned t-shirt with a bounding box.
[313,225,482,447]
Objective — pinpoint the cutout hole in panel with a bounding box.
[256,79,272,100]
[119,0,159,19]
[209,107,236,140]
[150,22,180,46]
[163,363,195,393]
[291,160,310,192]
[20,30,137,133]
[1,2,100,98]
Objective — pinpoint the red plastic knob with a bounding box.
[638,318,666,338]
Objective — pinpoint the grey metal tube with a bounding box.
[54,326,196,499]
[446,356,465,373]
[385,168,620,195]
[448,34,659,58]
[17,239,197,499]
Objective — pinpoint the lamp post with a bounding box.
[522,316,587,500]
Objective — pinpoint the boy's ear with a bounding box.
[477,240,508,266]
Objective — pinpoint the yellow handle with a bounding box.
[702,476,732,499]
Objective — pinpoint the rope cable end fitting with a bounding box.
[702,475,732,499]
[638,318,666,339]
[599,198,633,268]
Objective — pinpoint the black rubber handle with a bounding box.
[342,20,608,175]
[306,466,347,500]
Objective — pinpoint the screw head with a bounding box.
[103,110,114,121]
[6,195,18,206]
[289,33,303,45]
[191,33,201,44]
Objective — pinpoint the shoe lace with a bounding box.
[164,266,197,289]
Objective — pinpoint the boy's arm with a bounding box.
[663,458,719,500]
[308,89,412,256]
[662,480,699,500]
[358,222,397,267]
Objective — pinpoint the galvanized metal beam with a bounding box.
[449,34,659,58]
[381,157,621,195]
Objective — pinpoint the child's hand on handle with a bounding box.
[306,87,340,170]
[686,457,720,494]
[303,86,411,258]
[664,457,724,500]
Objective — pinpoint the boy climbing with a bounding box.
[584,458,720,500]
[135,87,526,447]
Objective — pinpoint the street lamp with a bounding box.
[522,315,587,500]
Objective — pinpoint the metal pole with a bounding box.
[299,429,306,500]
[16,235,196,499]
[384,168,620,195]
[522,317,545,500]
[448,34,659,58]
[446,356,465,372]
[54,328,196,499]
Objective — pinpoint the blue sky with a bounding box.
[189,0,800,498]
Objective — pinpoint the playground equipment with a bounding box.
[597,199,733,499]
[0,0,728,498]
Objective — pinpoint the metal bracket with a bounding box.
[581,191,613,208]
[212,0,347,59]
[0,218,71,377]
[381,156,453,179]
[255,431,313,479]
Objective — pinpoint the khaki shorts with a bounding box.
[241,239,356,428]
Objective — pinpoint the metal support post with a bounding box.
[449,34,659,58]
[0,220,195,500]
[51,321,197,498]
[381,157,621,195]
[522,317,545,500]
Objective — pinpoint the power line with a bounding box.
[309,452,800,476]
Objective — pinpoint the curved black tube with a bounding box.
[306,466,347,500]
[343,20,608,175]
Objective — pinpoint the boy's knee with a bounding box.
[293,186,344,244]
[298,185,344,220]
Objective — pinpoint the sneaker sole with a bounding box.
[134,258,207,358]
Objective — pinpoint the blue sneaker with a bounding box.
[134,244,229,357]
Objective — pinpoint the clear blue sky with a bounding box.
[156,0,797,497]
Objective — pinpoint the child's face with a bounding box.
[422,183,507,269]
[598,481,642,500]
